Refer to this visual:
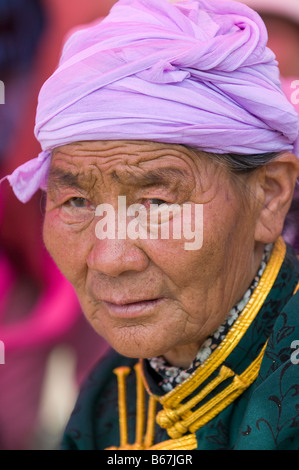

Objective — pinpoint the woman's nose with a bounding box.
[86,236,149,277]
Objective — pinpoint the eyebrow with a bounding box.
[111,167,187,186]
[48,166,187,191]
[47,167,89,192]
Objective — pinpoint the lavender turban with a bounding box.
[5,0,299,202]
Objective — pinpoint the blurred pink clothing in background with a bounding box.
[0,0,116,450]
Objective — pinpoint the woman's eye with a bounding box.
[142,198,168,208]
[151,198,167,205]
[137,198,181,227]
[60,197,95,224]
[64,197,93,209]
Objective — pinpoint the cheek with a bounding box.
[43,211,89,285]
[147,194,254,296]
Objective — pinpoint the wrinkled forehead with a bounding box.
[48,140,203,191]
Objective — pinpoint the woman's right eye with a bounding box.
[64,197,91,209]
[60,197,95,224]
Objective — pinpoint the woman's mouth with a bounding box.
[102,298,164,318]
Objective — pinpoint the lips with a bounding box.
[103,297,160,306]
[102,297,164,318]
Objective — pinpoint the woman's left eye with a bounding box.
[142,198,168,208]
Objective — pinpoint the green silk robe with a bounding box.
[61,238,299,450]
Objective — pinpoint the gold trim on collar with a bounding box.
[106,363,197,450]
[156,340,267,438]
[105,237,286,450]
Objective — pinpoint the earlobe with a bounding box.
[254,152,299,244]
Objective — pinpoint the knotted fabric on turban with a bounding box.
[5,0,299,202]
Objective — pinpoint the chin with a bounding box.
[89,314,173,359]
[109,341,160,360]
[105,330,168,360]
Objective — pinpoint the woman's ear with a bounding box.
[254,152,299,244]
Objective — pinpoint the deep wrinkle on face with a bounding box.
[43,140,265,368]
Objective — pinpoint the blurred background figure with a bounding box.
[0,0,117,450]
[239,0,299,252]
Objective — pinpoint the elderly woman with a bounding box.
[5,0,299,450]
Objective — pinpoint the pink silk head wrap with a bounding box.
[5,0,299,202]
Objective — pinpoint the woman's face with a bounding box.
[43,140,264,367]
